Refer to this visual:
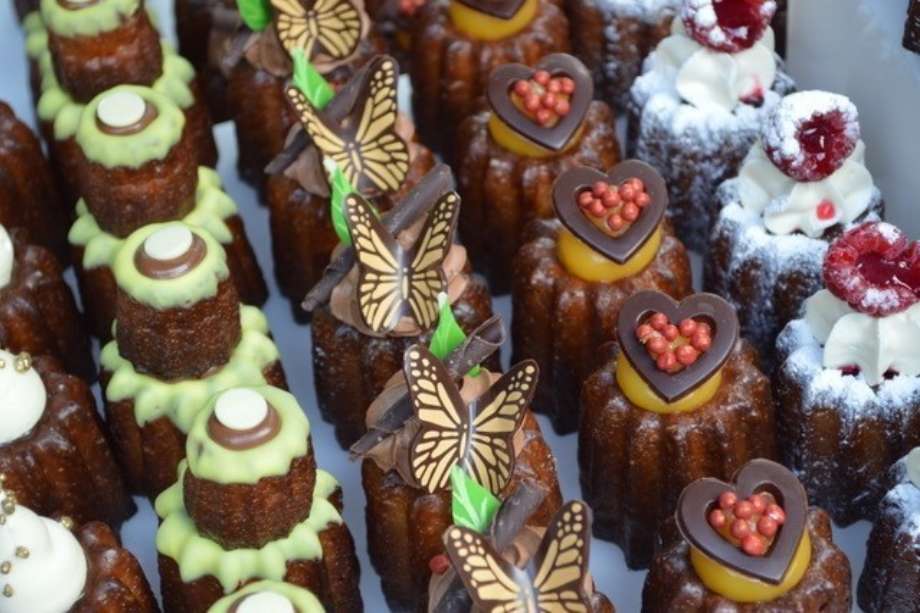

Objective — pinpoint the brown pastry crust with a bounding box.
[311,273,496,448]
[566,0,674,109]
[0,102,69,261]
[363,411,562,610]
[455,101,621,293]
[115,277,242,381]
[579,340,777,569]
[0,355,134,528]
[227,36,383,186]
[175,0,232,122]
[158,488,363,613]
[103,362,287,499]
[267,142,435,303]
[0,229,94,380]
[642,509,852,612]
[183,445,317,550]
[74,521,159,612]
[409,0,570,155]
[72,215,267,340]
[511,218,691,434]
[46,7,163,104]
[75,117,199,238]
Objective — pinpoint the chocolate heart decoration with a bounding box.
[455,0,526,19]
[487,54,593,152]
[676,459,808,585]
[617,291,738,402]
[554,160,667,263]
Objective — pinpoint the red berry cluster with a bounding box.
[636,313,712,373]
[708,491,787,557]
[512,71,575,127]
[398,0,425,15]
[578,177,651,234]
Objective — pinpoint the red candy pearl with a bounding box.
[649,313,668,331]
[593,181,608,196]
[524,94,541,113]
[429,554,450,575]
[620,184,636,201]
[709,509,727,529]
[547,79,562,93]
[513,80,530,96]
[554,99,571,116]
[648,337,668,355]
[536,109,552,125]
[629,178,645,192]
[766,504,786,524]
[607,215,624,231]
[757,516,778,537]
[637,324,654,340]
[676,345,699,365]
[719,492,737,510]
[731,518,751,539]
[734,501,754,520]
[750,494,767,514]
[657,351,677,371]
[560,77,575,94]
[817,200,836,220]
[742,535,766,557]
[622,203,640,222]
[542,93,557,109]
[602,192,620,208]
[635,192,651,208]
[692,332,711,352]
[534,70,550,85]
[589,202,605,217]
[578,191,594,207]
[663,324,679,341]
[679,319,698,337]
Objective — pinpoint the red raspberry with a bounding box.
[681,0,777,53]
[763,93,860,182]
[823,222,920,316]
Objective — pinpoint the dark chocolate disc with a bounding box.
[616,291,739,402]
[554,160,668,263]
[487,53,593,152]
[676,459,809,585]
[454,0,526,19]
[905,0,920,53]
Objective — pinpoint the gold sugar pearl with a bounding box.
[2,585,12,597]
[0,562,10,574]
[1,498,15,516]
[14,547,27,559]
[13,354,31,373]
[60,516,74,530]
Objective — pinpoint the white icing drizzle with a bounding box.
[214,388,268,431]
[637,18,777,113]
[804,289,920,386]
[143,225,193,261]
[0,497,87,613]
[237,591,296,613]
[0,351,47,446]
[737,140,877,238]
[0,227,14,290]
[96,90,147,129]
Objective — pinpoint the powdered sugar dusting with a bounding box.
[882,452,920,540]
[596,0,680,21]
[762,91,859,169]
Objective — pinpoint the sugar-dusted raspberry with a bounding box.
[823,222,920,317]
[681,0,777,53]
[763,91,860,182]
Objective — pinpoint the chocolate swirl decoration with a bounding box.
[133,227,207,280]
[677,459,808,585]
[905,0,920,53]
[454,0,526,20]
[94,91,159,136]
[617,291,739,403]
[554,160,668,264]
[487,54,593,151]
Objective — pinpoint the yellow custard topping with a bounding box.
[448,0,537,41]
[615,350,722,414]
[557,226,661,283]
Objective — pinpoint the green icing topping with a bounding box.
[23,13,48,60]
[40,0,139,38]
[75,84,185,169]
[187,386,310,486]
[113,222,229,309]
[102,306,280,431]
[36,40,194,140]
[156,466,342,594]
[69,166,237,270]
[207,581,325,613]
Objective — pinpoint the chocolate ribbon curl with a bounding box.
[301,163,455,314]
[349,314,505,458]
[432,481,548,613]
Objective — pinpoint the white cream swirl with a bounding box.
[906,447,920,490]
[644,18,777,113]
[0,497,87,613]
[805,289,920,386]
[0,226,13,290]
[737,140,877,237]
[0,350,47,445]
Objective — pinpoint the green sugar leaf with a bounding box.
[292,49,335,110]
[450,466,500,533]
[324,159,355,246]
[430,293,480,377]
[237,0,272,32]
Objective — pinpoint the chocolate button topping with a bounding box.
[207,389,282,451]
[134,227,207,280]
[677,459,809,585]
[95,91,158,135]
[617,291,739,403]
[554,160,668,263]
[487,54,593,152]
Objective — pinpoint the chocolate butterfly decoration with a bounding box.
[444,500,593,612]
[405,345,537,494]
[285,55,410,194]
[270,0,363,60]
[345,191,458,334]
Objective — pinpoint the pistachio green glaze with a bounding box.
[23,13,47,60]
[102,306,280,431]
[75,85,184,168]
[36,41,194,140]
[69,167,237,269]
[207,581,325,613]
[156,466,342,593]
[113,222,228,308]
[187,386,310,486]
[40,0,139,38]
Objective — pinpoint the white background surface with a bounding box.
[6,0,915,610]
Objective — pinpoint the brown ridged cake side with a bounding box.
[74,521,159,612]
